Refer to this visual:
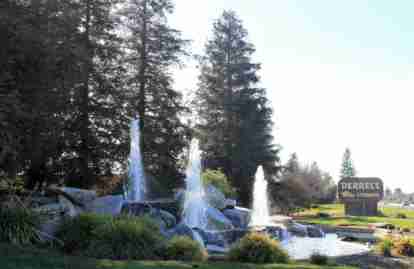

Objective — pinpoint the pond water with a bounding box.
[281,233,370,260]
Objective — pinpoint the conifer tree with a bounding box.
[195,11,279,205]
[340,147,356,178]
[120,0,190,192]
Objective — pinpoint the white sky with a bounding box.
[169,0,414,193]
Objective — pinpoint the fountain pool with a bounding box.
[282,233,370,260]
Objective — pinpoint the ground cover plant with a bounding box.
[0,243,357,269]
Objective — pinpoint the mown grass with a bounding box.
[296,204,414,229]
[0,243,355,269]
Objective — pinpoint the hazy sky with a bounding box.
[169,0,414,192]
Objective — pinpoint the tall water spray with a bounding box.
[182,139,208,229]
[249,166,272,227]
[127,119,146,201]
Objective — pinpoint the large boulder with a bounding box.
[57,187,97,205]
[286,222,308,237]
[306,225,325,238]
[205,184,226,210]
[165,222,195,239]
[222,207,251,229]
[86,195,124,216]
[121,202,177,231]
[206,206,233,230]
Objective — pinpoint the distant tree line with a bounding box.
[269,153,337,213]
[0,1,278,205]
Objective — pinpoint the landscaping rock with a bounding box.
[287,222,308,237]
[205,184,226,210]
[222,206,251,229]
[57,187,97,205]
[86,195,124,216]
[224,198,236,209]
[206,206,233,230]
[165,222,195,239]
[58,196,82,217]
[306,225,325,238]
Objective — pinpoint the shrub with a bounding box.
[394,238,414,256]
[378,238,393,257]
[0,207,41,245]
[396,213,407,219]
[163,236,207,261]
[56,213,112,253]
[317,212,330,218]
[86,216,163,260]
[229,232,289,263]
[202,169,235,197]
[310,253,328,265]
[402,228,411,233]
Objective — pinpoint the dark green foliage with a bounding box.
[310,253,329,265]
[202,169,235,197]
[86,216,163,260]
[229,232,289,263]
[0,207,41,245]
[195,10,279,206]
[163,236,207,261]
[56,213,113,253]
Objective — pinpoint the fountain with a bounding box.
[126,119,146,201]
[182,139,208,229]
[249,166,272,227]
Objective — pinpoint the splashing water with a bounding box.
[182,139,208,229]
[249,166,272,227]
[126,119,146,201]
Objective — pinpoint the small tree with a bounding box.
[340,148,356,178]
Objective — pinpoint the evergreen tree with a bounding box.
[340,147,356,178]
[195,11,279,206]
[120,0,191,193]
[285,153,299,174]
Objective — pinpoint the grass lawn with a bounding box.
[295,204,414,229]
[0,243,355,269]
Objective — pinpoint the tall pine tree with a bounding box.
[196,11,279,206]
[120,0,190,194]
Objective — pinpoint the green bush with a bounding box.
[202,169,235,197]
[229,232,289,263]
[396,213,407,219]
[393,238,414,256]
[86,216,163,260]
[56,213,112,253]
[310,253,328,265]
[377,238,393,257]
[0,207,41,245]
[163,236,207,261]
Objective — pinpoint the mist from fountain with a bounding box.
[182,139,208,229]
[249,166,272,227]
[126,119,146,201]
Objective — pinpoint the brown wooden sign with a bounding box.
[338,177,383,216]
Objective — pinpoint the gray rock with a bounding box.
[121,202,177,230]
[206,206,233,230]
[205,185,226,210]
[165,222,195,239]
[224,199,236,209]
[222,207,251,229]
[86,195,124,216]
[306,225,325,238]
[57,187,97,205]
[287,222,308,237]
[59,196,82,217]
